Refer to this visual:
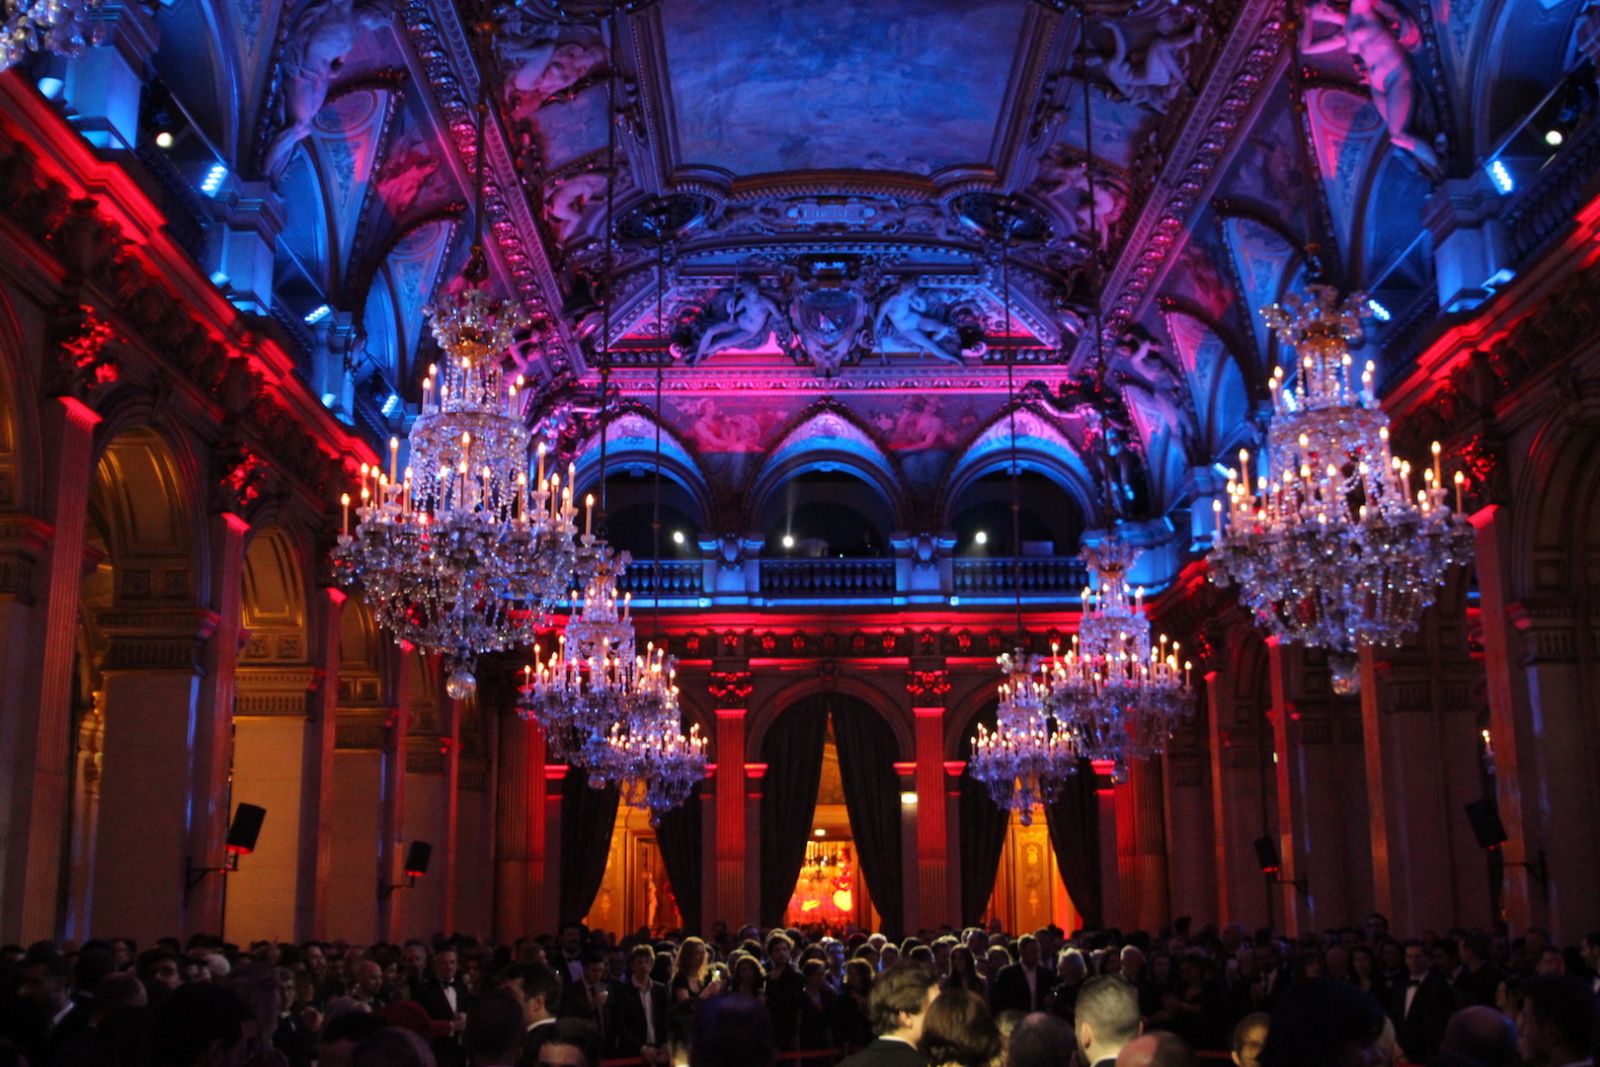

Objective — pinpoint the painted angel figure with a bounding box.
[1301,0,1442,176]
[262,0,389,182]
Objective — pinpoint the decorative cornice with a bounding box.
[1092,1,1286,340]
[97,608,219,671]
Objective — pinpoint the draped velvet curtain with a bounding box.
[959,703,1008,925]
[759,694,831,927]
[560,766,620,923]
[654,779,703,933]
[1045,759,1103,929]
[830,696,904,937]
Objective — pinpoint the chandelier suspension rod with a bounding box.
[1079,1,1114,515]
[595,4,621,526]
[652,215,667,642]
[1287,0,1324,284]
[1003,218,1023,646]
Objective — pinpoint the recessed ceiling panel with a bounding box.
[661,0,1025,177]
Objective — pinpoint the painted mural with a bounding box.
[660,0,1025,176]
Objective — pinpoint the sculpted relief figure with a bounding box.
[873,286,967,365]
[1089,9,1206,113]
[499,25,609,123]
[1302,0,1441,175]
[544,173,608,244]
[1037,157,1127,247]
[263,0,389,182]
[1110,329,1192,454]
[690,281,787,365]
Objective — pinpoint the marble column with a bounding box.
[0,397,98,943]
[1163,748,1215,922]
[744,763,764,931]
[185,511,249,935]
[1092,760,1121,930]
[436,687,462,935]
[296,586,344,939]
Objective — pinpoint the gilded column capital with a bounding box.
[97,608,220,671]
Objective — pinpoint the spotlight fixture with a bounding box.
[1545,129,1564,147]
[154,130,174,149]
[672,530,685,544]
[199,163,228,197]
[304,304,332,325]
[782,533,795,549]
[1487,159,1514,195]
[974,530,988,545]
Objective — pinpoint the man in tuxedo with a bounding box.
[835,964,940,1067]
[1453,933,1502,1008]
[552,923,587,988]
[1389,940,1457,1063]
[608,945,669,1064]
[416,945,474,1067]
[17,946,88,1067]
[559,949,611,1043]
[1515,975,1595,1067]
[1074,976,1141,1067]
[990,935,1057,1016]
[500,962,561,1067]
[765,932,805,1053]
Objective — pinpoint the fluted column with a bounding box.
[438,687,462,934]
[1116,759,1169,930]
[539,762,565,933]
[1265,638,1310,935]
[494,709,534,940]
[295,586,344,939]
[0,397,98,943]
[909,667,951,926]
[1092,760,1121,929]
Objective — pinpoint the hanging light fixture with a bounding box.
[1205,0,1473,694]
[967,200,1078,826]
[334,34,578,700]
[1045,40,1193,764]
[598,200,707,821]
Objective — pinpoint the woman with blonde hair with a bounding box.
[669,937,723,1002]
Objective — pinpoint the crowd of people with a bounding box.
[2,914,1598,1067]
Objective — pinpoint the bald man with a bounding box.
[1442,1005,1517,1067]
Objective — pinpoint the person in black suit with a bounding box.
[500,962,562,1067]
[988,935,1056,1016]
[1073,976,1141,1067]
[415,945,474,1067]
[1388,941,1457,1063]
[607,945,669,1065]
[835,964,940,1067]
[764,933,805,1054]
[16,946,88,1067]
[559,950,611,1044]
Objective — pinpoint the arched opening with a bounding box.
[78,426,203,942]
[948,470,1083,556]
[759,471,894,558]
[590,470,704,561]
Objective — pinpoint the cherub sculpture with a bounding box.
[873,286,966,365]
[262,0,389,182]
[1089,9,1207,113]
[1302,0,1441,176]
[690,281,786,365]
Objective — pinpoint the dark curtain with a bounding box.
[560,766,620,923]
[654,779,703,933]
[959,702,1008,925]
[1045,759,1103,929]
[830,696,904,937]
[759,694,831,927]
[959,772,1010,925]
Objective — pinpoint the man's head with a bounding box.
[867,964,941,1042]
[1403,941,1429,978]
[559,923,584,957]
[1007,1012,1076,1067]
[539,1018,603,1067]
[140,949,184,994]
[19,947,71,1014]
[402,941,427,979]
[1516,975,1594,1067]
[1230,1013,1270,1067]
[580,949,606,987]
[1074,976,1141,1064]
[1119,946,1146,982]
[433,947,459,984]
[353,959,383,997]
[500,962,560,1025]
[1018,935,1041,969]
[629,944,655,984]
[1535,947,1566,977]
[1442,1005,1516,1067]
[1116,1033,1197,1067]
[465,989,528,1067]
[301,942,326,976]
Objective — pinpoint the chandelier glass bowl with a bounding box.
[969,649,1078,825]
[1208,284,1474,691]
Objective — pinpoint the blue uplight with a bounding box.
[321,392,337,408]
[200,163,228,197]
[1487,159,1513,195]
[304,304,332,325]
[381,393,402,417]
[1366,298,1392,322]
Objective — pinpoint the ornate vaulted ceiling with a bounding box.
[144,0,1599,551]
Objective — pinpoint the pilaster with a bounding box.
[296,586,344,939]
[375,646,411,943]
[708,668,751,926]
[1265,638,1311,935]
[493,708,535,940]
[908,666,952,926]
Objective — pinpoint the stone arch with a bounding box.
[749,408,910,535]
[87,423,208,607]
[1516,419,1600,600]
[939,406,1098,525]
[573,410,717,533]
[746,675,912,765]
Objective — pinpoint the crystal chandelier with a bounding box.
[1208,284,1474,693]
[332,280,581,699]
[598,643,708,822]
[1,0,100,74]
[1050,538,1194,764]
[971,649,1079,825]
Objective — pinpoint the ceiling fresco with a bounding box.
[135,0,1600,556]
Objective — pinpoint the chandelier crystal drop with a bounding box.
[1,0,101,74]
[969,649,1079,826]
[332,281,580,699]
[1207,284,1475,690]
[1050,538,1194,762]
